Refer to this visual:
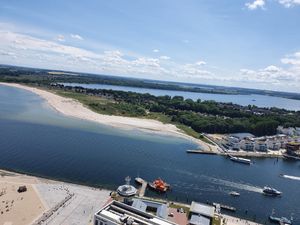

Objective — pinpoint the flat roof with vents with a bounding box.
[94,201,178,225]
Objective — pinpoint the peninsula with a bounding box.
[0,82,215,151]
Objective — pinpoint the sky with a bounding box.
[0,0,300,92]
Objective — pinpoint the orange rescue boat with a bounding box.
[148,178,170,192]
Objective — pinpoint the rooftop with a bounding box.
[131,198,168,219]
[230,133,255,140]
[95,201,177,225]
[189,214,210,225]
[189,201,215,218]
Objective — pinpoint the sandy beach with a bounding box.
[0,170,111,225]
[0,82,216,151]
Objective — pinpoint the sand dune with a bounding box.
[0,82,215,151]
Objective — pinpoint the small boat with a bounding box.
[148,178,170,192]
[230,156,251,164]
[263,186,282,196]
[269,210,292,224]
[283,154,300,161]
[229,191,240,197]
[269,216,292,224]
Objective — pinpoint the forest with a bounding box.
[1,66,300,137]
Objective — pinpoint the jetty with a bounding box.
[135,177,148,197]
[186,150,217,155]
[207,201,236,212]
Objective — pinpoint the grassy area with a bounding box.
[51,88,214,144]
[199,134,215,145]
[144,112,172,124]
[212,216,222,225]
[54,90,146,117]
[168,203,190,215]
[175,124,216,146]
[176,124,200,139]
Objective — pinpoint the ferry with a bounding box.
[148,178,170,192]
[230,156,251,164]
[229,191,240,197]
[263,186,282,196]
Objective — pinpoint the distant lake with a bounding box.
[62,83,300,111]
[0,84,300,224]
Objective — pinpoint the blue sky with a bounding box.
[0,0,300,92]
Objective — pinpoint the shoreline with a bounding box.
[0,168,263,225]
[0,82,216,151]
[0,168,111,225]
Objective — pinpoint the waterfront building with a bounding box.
[255,141,268,152]
[188,201,215,225]
[286,142,300,156]
[240,139,254,151]
[117,176,137,197]
[296,127,300,136]
[94,201,178,225]
[227,136,240,150]
[131,198,168,219]
[277,126,296,136]
[230,133,254,141]
[266,139,281,150]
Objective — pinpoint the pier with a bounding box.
[213,202,236,212]
[186,150,217,155]
[135,177,148,197]
[187,149,284,158]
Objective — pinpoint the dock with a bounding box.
[187,149,284,158]
[135,177,148,197]
[186,150,217,155]
[207,202,236,212]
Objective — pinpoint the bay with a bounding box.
[62,83,300,111]
[0,85,299,224]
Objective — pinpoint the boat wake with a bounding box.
[208,177,263,193]
[169,169,262,193]
[281,174,300,181]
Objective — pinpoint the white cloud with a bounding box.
[160,55,171,60]
[238,64,298,85]
[176,63,215,80]
[195,61,207,66]
[245,0,265,10]
[278,0,300,7]
[245,0,300,9]
[55,34,65,42]
[152,49,159,53]
[1,26,300,92]
[70,34,83,40]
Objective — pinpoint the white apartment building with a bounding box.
[94,201,178,225]
[254,141,268,152]
[277,126,296,136]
